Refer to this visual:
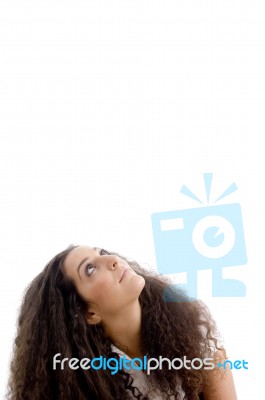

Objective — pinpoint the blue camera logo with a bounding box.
[151,173,247,301]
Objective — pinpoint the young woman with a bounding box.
[7,244,237,400]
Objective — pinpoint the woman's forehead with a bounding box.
[63,246,98,273]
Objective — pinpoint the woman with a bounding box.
[7,244,237,400]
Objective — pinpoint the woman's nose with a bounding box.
[102,255,119,270]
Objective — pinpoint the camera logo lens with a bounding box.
[192,215,236,259]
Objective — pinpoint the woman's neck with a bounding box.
[102,300,143,358]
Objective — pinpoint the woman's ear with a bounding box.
[86,311,101,325]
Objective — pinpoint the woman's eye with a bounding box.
[85,264,96,276]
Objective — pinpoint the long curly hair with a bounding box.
[6,244,223,400]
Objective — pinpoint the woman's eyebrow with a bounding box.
[77,258,88,280]
[76,247,100,280]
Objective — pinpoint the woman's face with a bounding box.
[62,246,145,322]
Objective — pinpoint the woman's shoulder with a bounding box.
[110,344,186,400]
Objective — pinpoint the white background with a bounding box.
[0,1,264,398]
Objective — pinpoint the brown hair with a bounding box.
[6,245,223,399]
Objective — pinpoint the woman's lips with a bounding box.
[119,268,129,282]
